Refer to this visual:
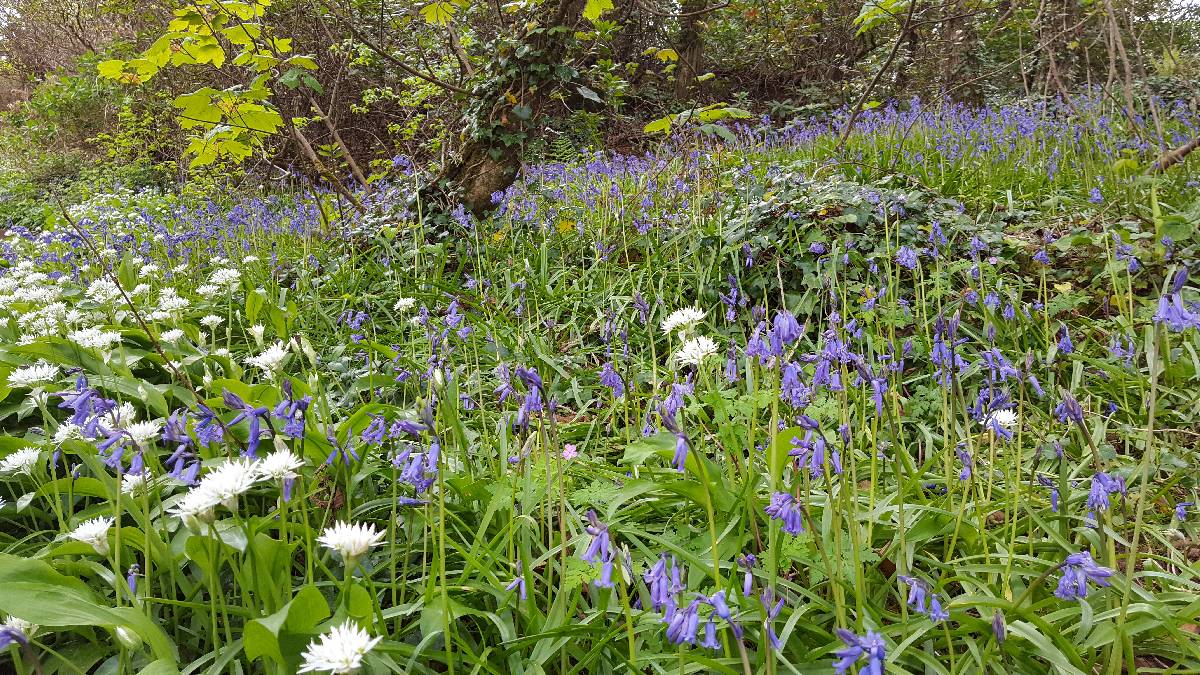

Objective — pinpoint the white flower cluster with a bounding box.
[663,306,719,368]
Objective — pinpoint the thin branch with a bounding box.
[322,2,475,96]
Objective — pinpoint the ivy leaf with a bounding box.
[576,85,601,103]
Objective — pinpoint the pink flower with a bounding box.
[562,444,578,460]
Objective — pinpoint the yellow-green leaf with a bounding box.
[420,1,456,24]
[584,0,613,20]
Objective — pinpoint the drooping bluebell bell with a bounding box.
[738,553,756,597]
[1154,269,1199,332]
[1086,472,1125,519]
[895,246,919,271]
[389,418,428,438]
[724,345,739,383]
[700,617,720,650]
[505,563,527,600]
[1056,324,1074,354]
[1052,394,1084,431]
[771,309,802,354]
[361,415,387,446]
[760,590,784,650]
[126,563,140,594]
[665,597,703,645]
[764,491,805,535]
[746,321,772,364]
[1175,501,1193,521]
[1037,475,1060,512]
[956,444,973,481]
[632,293,651,325]
[898,574,949,623]
[0,623,29,650]
[493,364,515,402]
[779,362,811,408]
[599,362,625,399]
[1107,335,1136,366]
[273,381,310,438]
[833,628,886,675]
[1089,187,1103,203]
[719,275,746,321]
[992,610,1006,645]
[1055,551,1113,600]
[222,389,271,457]
[660,412,690,472]
[644,554,674,611]
[581,510,616,587]
[1033,249,1051,265]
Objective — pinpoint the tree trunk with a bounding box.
[675,0,705,101]
[430,0,587,217]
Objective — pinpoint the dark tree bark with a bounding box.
[430,0,588,217]
[674,0,706,100]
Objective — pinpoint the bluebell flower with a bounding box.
[1033,249,1051,265]
[1089,187,1103,203]
[494,364,515,402]
[1176,501,1193,521]
[599,362,625,399]
[1108,335,1136,366]
[581,510,616,587]
[644,554,674,611]
[632,293,651,325]
[665,598,703,645]
[126,563,140,594]
[222,389,270,458]
[772,310,802,349]
[764,492,805,535]
[895,246,919,271]
[1054,392,1084,425]
[361,415,387,446]
[833,628,886,675]
[700,617,720,650]
[273,381,311,438]
[0,623,29,649]
[760,590,784,650]
[992,610,1006,645]
[724,345,739,383]
[738,554,757,597]
[1055,551,1113,600]
[1155,270,1199,332]
[1056,324,1074,354]
[955,444,972,481]
[1038,475,1059,512]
